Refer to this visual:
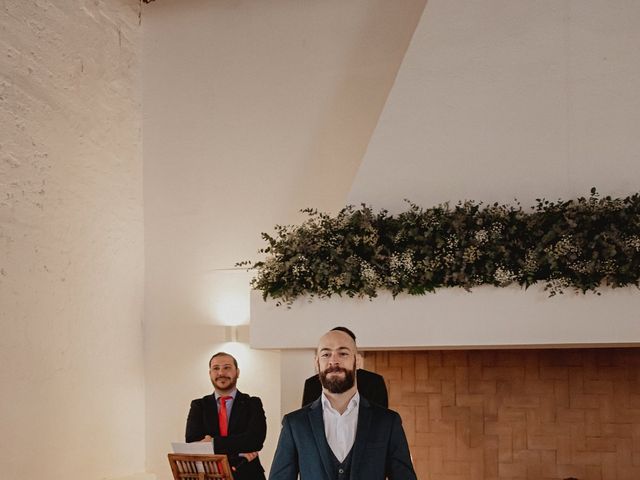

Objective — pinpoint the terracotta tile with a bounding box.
[482,366,525,381]
[415,379,443,393]
[456,393,485,407]
[555,464,585,479]
[415,405,429,432]
[570,393,601,409]
[432,366,457,380]
[584,379,614,395]
[527,434,557,450]
[540,366,569,380]
[584,464,603,480]
[366,348,640,480]
[483,447,498,477]
[455,366,469,393]
[443,460,471,475]
[498,434,513,463]
[442,380,456,406]
[557,407,586,423]
[585,435,617,452]
[498,461,526,478]
[428,351,443,367]
[415,353,429,380]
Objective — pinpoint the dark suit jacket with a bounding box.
[186,391,267,480]
[301,369,388,408]
[269,396,416,480]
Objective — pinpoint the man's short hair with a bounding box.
[331,326,356,342]
[209,351,238,369]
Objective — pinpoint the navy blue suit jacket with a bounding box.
[269,396,417,480]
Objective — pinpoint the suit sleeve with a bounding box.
[213,396,267,454]
[268,415,299,480]
[185,399,206,442]
[386,412,417,480]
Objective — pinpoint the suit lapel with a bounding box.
[350,396,372,480]
[227,390,246,434]
[204,394,220,436]
[308,399,334,479]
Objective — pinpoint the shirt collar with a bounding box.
[321,391,360,415]
[215,389,237,401]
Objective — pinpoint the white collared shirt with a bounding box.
[321,391,360,462]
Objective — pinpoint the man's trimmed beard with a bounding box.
[319,358,356,394]
[212,375,238,391]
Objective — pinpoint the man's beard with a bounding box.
[319,360,356,394]
[213,375,237,391]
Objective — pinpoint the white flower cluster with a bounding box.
[291,259,309,278]
[545,235,579,259]
[436,235,459,268]
[329,272,349,289]
[490,223,504,238]
[474,229,489,244]
[494,266,516,285]
[463,245,479,263]
[422,258,439,272]
[568,260,592,275]
[523,250,538,274]
[600,259,618,275]
[360,233,379,246]
[389,250,416,284]
[546,276,572,294]
[626,235,640,252]
[360,261,381,287]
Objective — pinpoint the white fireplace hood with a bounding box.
[249,287,640,350]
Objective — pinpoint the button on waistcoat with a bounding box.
[329,447,353,480]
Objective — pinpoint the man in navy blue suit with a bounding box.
[269,329,417,480]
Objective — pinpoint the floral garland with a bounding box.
[239,189,640,305]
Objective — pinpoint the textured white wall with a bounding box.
[141,0,425,477]
[0,1,146,479]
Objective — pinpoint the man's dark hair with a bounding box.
[209,351,238,369]
[331,326,356,341]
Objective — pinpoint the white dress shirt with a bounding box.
[321,391,360,462]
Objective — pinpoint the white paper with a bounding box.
[171,441,214,454]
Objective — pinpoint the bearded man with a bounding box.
[185,352,267,480]
[269,329,417,480]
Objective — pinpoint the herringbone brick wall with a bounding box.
[364,348,640,480]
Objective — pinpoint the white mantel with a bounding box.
[250,287,640,350]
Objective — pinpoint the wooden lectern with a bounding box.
[168,453,233,480]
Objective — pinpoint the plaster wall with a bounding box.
[0,1,146,479]
[349,0,640,210]
[141,0,426,477]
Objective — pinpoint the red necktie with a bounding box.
[218,396,232,437]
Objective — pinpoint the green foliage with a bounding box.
[239,190,640,304]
